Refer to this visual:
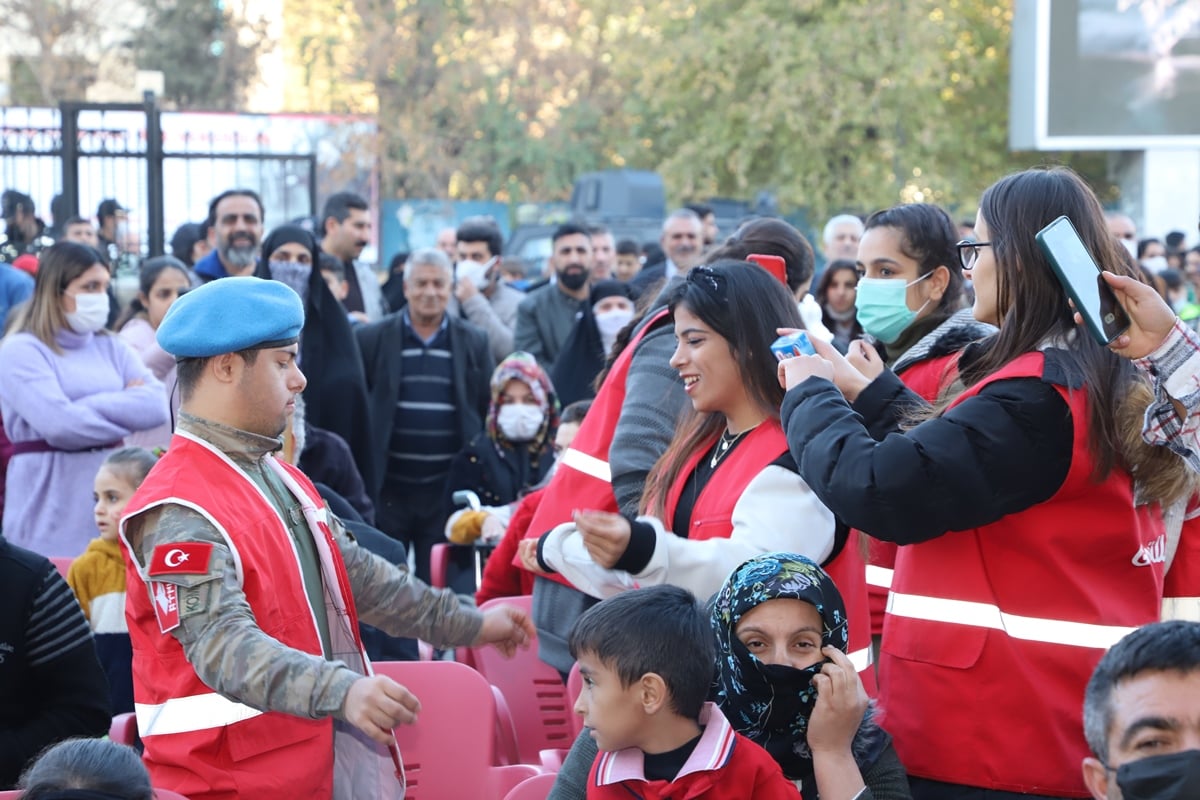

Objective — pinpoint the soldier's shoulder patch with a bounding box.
[148,541,214,577]
[150,581,180,633]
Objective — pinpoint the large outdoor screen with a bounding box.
[1011,0,1200,150]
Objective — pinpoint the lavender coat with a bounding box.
[0,329,168,557]
[118,317,178,450]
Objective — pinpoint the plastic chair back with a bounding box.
[49,557,73,579]
[371,660,536,799]
[110,711,138,746]
[430,543,449,589]
[153,792,191,799]
[566,661,584,738]
[469,596,574,762]
[503,772,558,800]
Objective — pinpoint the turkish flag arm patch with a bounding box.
[151,581,181,633]
[148,542,214,576]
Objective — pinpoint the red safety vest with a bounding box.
[660,420,875,691]
[521,308,673,587]
[121,430,399,800]
[865,352,961,637]
[1163,496,1200,621]
[879,352,1164,795]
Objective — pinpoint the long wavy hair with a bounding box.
[955,166,1191,504]
[641,259,802,517]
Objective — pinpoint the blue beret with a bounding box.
[157,276,304,358]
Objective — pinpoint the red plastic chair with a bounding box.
[109,711,139,746]
[503,772,558,800]
[566,661,584,739]
[371,660,537,799]
[491,685,521,766]
[469,596,574,763]
[430,543,450,588]
[49,557,73,579]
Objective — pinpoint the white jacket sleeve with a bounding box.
[539,464,836,601]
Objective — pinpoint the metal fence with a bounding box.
[0,93,318,266]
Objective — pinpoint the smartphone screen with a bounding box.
[1035,216,1131,345]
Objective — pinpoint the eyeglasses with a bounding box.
[687,265,727,298]
[956,240,992,270]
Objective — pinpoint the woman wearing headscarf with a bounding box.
[255,225,376,494]
[445,351,560,517]
[548,553,910,800]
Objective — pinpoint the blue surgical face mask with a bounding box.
[855,273,932,344]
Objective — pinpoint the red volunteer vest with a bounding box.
[865,352,961,637]
[121,431,374,800]
[1163,497,1200,621]
[520,308,673,587]
[660,420,875,691]
[879,352,1164,796]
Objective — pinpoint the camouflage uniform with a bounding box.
[124,412,483,722]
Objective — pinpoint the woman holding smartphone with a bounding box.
[778,167,1194,799]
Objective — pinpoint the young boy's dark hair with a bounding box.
[568,584,714,720]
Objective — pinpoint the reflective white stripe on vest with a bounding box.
[886,592,1136,650]
[865,565,894,589]
[1163,597,1200,622]
[560,447,611,483]
[135,693,263,737]
[848,646,873,673]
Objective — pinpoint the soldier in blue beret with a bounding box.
[120,276,536,799]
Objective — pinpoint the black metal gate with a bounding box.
[0,92,318,264]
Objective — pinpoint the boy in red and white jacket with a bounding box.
[569,585,800,800]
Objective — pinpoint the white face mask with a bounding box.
[594,307,633,352]
[497,403,544,442]
[1142,255,1168,273]
[65,291,110,334]
[456,257,496,291]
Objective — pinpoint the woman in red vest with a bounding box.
[779,166,1196,799]
[849,203,995,647]
[522,259,839,611]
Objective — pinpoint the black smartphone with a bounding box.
[1035,215,1131,345]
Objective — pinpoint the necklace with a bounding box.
[710,426,753,469]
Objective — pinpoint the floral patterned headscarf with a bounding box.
[486,351,560,450]
[710,553,848,783]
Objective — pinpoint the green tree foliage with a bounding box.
[285,0,1112,213]
[130,0,268,110]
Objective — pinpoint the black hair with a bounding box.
[863,203,965,311]
[561,399,592,426]
[321,191,368,226]
[616,239,639,256]
[114,256,191,329]
[1136,237,1163,260]
[1159,268,1184,292]
[389,252,409,274]
[551,222,591,245]
[102,447,159,487]
[2,189,34,220]
[1083,621,1200,760]
[712,217,815,293]
[456,218,503,258]
[176,349,260,402]
[318,252,345,279]
[569,584,714,721]
[20,738,153,800]
[642,259,802,517]
[1165,231,1187,250]
[207,189,264,226]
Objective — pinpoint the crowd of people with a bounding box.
[2,169,1200,800]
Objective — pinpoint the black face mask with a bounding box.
[1116,749,1200,800]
